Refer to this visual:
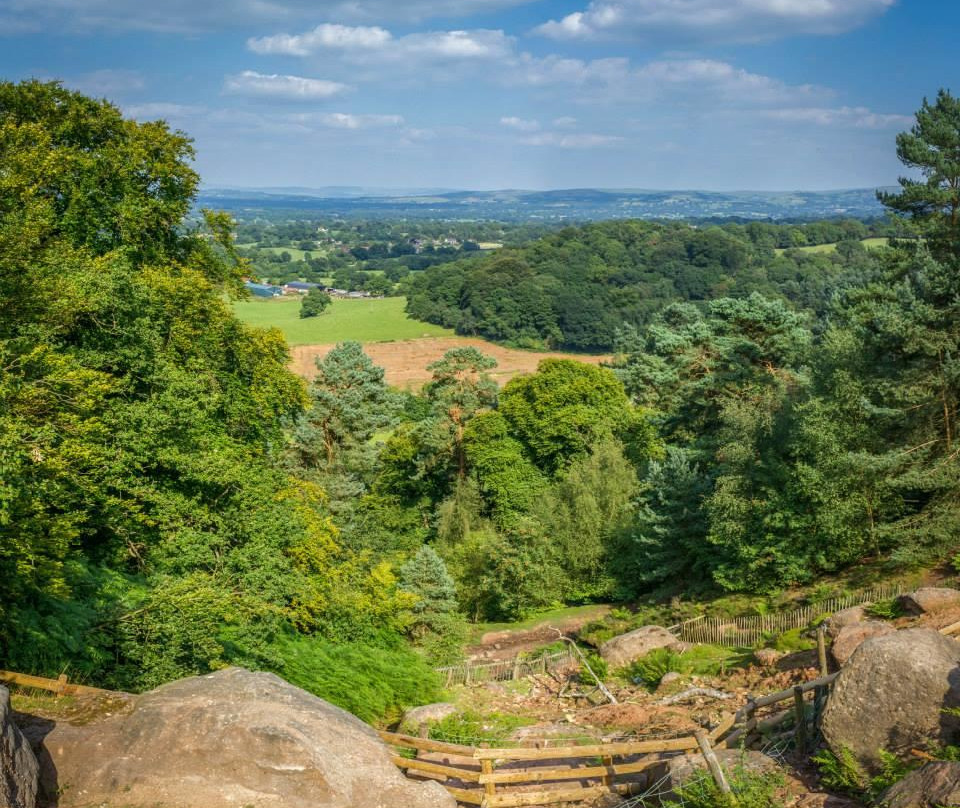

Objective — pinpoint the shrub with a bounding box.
[865,598,904,620]
[429,710,533,746]
[664,765,786,808]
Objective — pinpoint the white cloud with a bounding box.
[248,25,514,65]
[501,116,540,132]
[535,0,895,44]
[123,102,205,121]
[520,132,623,148]
[0,0,539,34]
[223,70,350,100]
[764,106,912,129]
[553,116,578,128]
[68,69,144,96]
[303,112,405,129]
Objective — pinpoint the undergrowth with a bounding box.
[428,710,534,746]
[624,645,751,688]
[663,765,786,808]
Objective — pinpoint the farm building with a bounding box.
[244,281,283,298]
[283,281,321,294]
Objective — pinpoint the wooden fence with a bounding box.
[436,649,579,688]
[676,583,906,647]
[385,671,839,807]
[0,669,106,697]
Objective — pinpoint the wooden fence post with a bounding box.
[56,673,68,696]
[817,626,829,677]
[695,730,734,801]
[793,686,808,757]
[480,743,496,804]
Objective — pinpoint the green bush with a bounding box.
[275,635,442,725]
[429,710,533,746]
[627,648,691,687]
[865,598,904,620]
[664,765,786,808]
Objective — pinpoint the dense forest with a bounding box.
[405,219,905,351]
[3,79,960,723]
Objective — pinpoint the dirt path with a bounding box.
[289,337,610,389]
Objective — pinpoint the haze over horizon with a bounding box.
[2,0,952,191]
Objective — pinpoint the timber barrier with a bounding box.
[0,669,107,697]
[436,649,579,688]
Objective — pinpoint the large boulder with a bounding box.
[831,620,896,666]
[34,668,455,808]
[822,629,960,773]
[824,606,868,640]
[899,588,960,616]
[667,748,779,786]
[599,626,680,669]
[399,703,458,734]
[879,761,960,807]
[0,685,39,808]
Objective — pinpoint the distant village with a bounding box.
[243,279,380,299]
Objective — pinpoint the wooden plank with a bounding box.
[474,736,698,761]
[391,755,482,783]
[378,731,476,757]
[695,730,731,796]
[479,758,658,785]
[444,785,484,805]
[708,713,736,743]
[0,670,103,696]
[940,620,960,636]
[485,784,612,807]
[752,673,837,708]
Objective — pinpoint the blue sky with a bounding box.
[2,0,954,190]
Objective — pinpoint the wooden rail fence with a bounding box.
[676,583,905,647]
[436,649,578,688]
[0,669,106,697]
[386,670,839,807]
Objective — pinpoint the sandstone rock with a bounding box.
[666,749,780,798]
[824,606,867,640]
[831,620,896,666]
[599,626,680,669]
[899,588,960,616]
[400,703,458,733]
[33,668,455,808]
[822,629,960,773]
[0,685,38,808]
[754,648,782,668]
[879,761,960,807]
[660,671,684,687]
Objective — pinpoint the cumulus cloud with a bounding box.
[501,116,541,132]
[223,70,350,100]
[764,106,912,129]
[248,25,514,64]
[0,0,538,34]
[535,0,895,44]
[301,112,405,129]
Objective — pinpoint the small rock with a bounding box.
[1,685,39,808]
[879,761,960,807]
[824,606,867,640]
[899,588,960,616]
[400,703,458,733]
[831,620,895,666]
[660,671,683,687]
[754,648,783,668]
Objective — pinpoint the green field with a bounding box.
[237,244,317,261]
[233,296,454,345]
[775,237,890,256]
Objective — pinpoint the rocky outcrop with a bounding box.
[400,703,458,734]
[830,620,895,666]
[822,629,960,773]
[899,588,960,616]
[34,668,455,808]
[824,606,867,640]
[599,626,680,669]
[0,685,39,808]
[879,761,960,807]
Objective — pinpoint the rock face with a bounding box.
[831,620,896,666]
[35,668,455,808]
[0,685,39,808]
[880,761,960,808]
[599,626,680,669]
[824,606,867,640]
[899,588,960,616]
[822,629,960,773]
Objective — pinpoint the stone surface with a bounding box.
[830,620,896,666]
[899,588,960,616]
[0,685,39,808]
[33,668,455,808]
[879,761,960,807]
[822,629,960,773]
[824,606,867,640]
[599,626,680,669]
[399,703,458,733]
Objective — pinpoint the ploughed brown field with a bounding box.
[289,337,611,388]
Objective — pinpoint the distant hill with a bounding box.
[198,186,893,222]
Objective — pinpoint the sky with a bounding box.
[1,0,955,191]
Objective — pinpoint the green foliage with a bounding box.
[428,710,533,746]
[276,635,442,725]
[399,546,467,664]
[865,599,904,621]
[299,287,332,318]
[814,747,916,804]
[664,764,786,808]
[626,648,691,687]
